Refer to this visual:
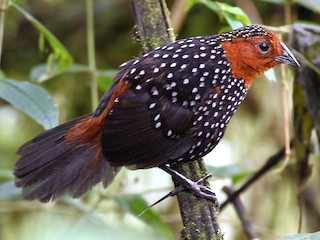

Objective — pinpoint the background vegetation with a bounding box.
[0,0,319,239]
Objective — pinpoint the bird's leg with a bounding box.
[159,164,217,201]
[139,166,216,216]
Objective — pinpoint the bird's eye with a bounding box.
[258,42,270,52]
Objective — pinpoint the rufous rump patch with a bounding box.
[65,80,132,144]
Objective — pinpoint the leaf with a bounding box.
[112,195,175,240]
[10,2,73,81]
[207,164,252,184]
[296,0,320,13]
[38,32,45,53]
[258,0,284,4]
[0,70,5,79]
[30,64,117,92]
[0,78,58,129]
[216,2,250,26]
[200,0,251,29]
[186,0,200,10]
[30,64,91,82]
[223,12,245,29]
[279,231,320,240]
[0,181,22,200]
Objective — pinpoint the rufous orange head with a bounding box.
[220,25,300,88]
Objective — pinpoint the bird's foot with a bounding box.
[159,164,217,201]
[138,165,217,216]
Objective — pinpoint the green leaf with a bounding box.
[30,64,54,82]
[112,195,175,240]
[186,0,200,10]
[200,0,250,29]
[38,32,45,53]
[223,12,245,29]
[30,64,117,91]
[0,78,58,129]
[296,0,320,13]
[0,70,5,79]
[258,0,284,4]
[10,2,73,81]
[279,231,320,240]
[200,0,219,12]
[207,164,252,184]
[30,64,91,82]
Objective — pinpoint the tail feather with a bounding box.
[17,116,83,155]
[14,114,120,202]
[15,140,69,177]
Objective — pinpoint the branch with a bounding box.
[171,160,222,240]
[223,186,258,240]
[220,143,291,210]
[132,0,174,52]
[131,1,222,239]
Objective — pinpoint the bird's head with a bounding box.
[220,25,300,88]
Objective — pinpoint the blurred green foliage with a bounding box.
[0,0,319,239]
[0,77,58,129]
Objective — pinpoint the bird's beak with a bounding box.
[275,42,300,67]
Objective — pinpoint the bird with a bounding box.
[14,25,300,202]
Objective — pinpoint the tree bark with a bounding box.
[171,160,222,240]
[132,0,174,52]
[131,1,223,239]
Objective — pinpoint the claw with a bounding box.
[159,165,217,201]
[139,166,217,217]
[138,185,185,217]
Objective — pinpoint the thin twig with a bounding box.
[158,0,175,42]
[170,0,188,34]
[220,143,292,210]
[282,0,292,172]
[274,63,291,173]
[297,194,303,233]
[0,0,7,67]
[223,186,259,240]
[86,0,98,110]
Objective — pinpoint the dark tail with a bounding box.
[14,114,121,202]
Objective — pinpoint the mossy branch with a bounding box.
[131,0,222,239]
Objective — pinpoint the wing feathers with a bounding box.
[102,90,194,168]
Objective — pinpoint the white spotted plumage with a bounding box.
[118,30,249,164]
